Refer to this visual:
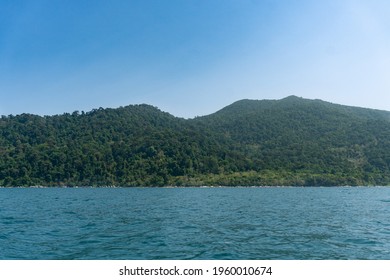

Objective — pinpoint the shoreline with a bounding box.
[1,185,387,188]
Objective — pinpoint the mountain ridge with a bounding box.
[1,96,390,186]
[206,95,390,121]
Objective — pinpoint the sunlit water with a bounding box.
[1,187,390,259]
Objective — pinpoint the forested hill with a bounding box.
[2,96,390,187]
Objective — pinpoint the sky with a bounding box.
[1,0,390,118]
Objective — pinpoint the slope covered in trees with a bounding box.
[194,96,390,185]
[1,96,390,186]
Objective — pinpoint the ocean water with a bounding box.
[1,187,390,260]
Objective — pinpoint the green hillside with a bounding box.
[1,96,390,186]
[193,96,390,185]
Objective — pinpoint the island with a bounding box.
[1,96,390,187]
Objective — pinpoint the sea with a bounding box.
[1,186,390,260]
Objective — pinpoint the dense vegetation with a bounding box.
[2,95,390,186]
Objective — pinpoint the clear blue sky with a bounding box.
[1,0,390,118]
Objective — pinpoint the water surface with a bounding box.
[1,187,390,259]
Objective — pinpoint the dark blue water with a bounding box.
[1,187,390,260]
